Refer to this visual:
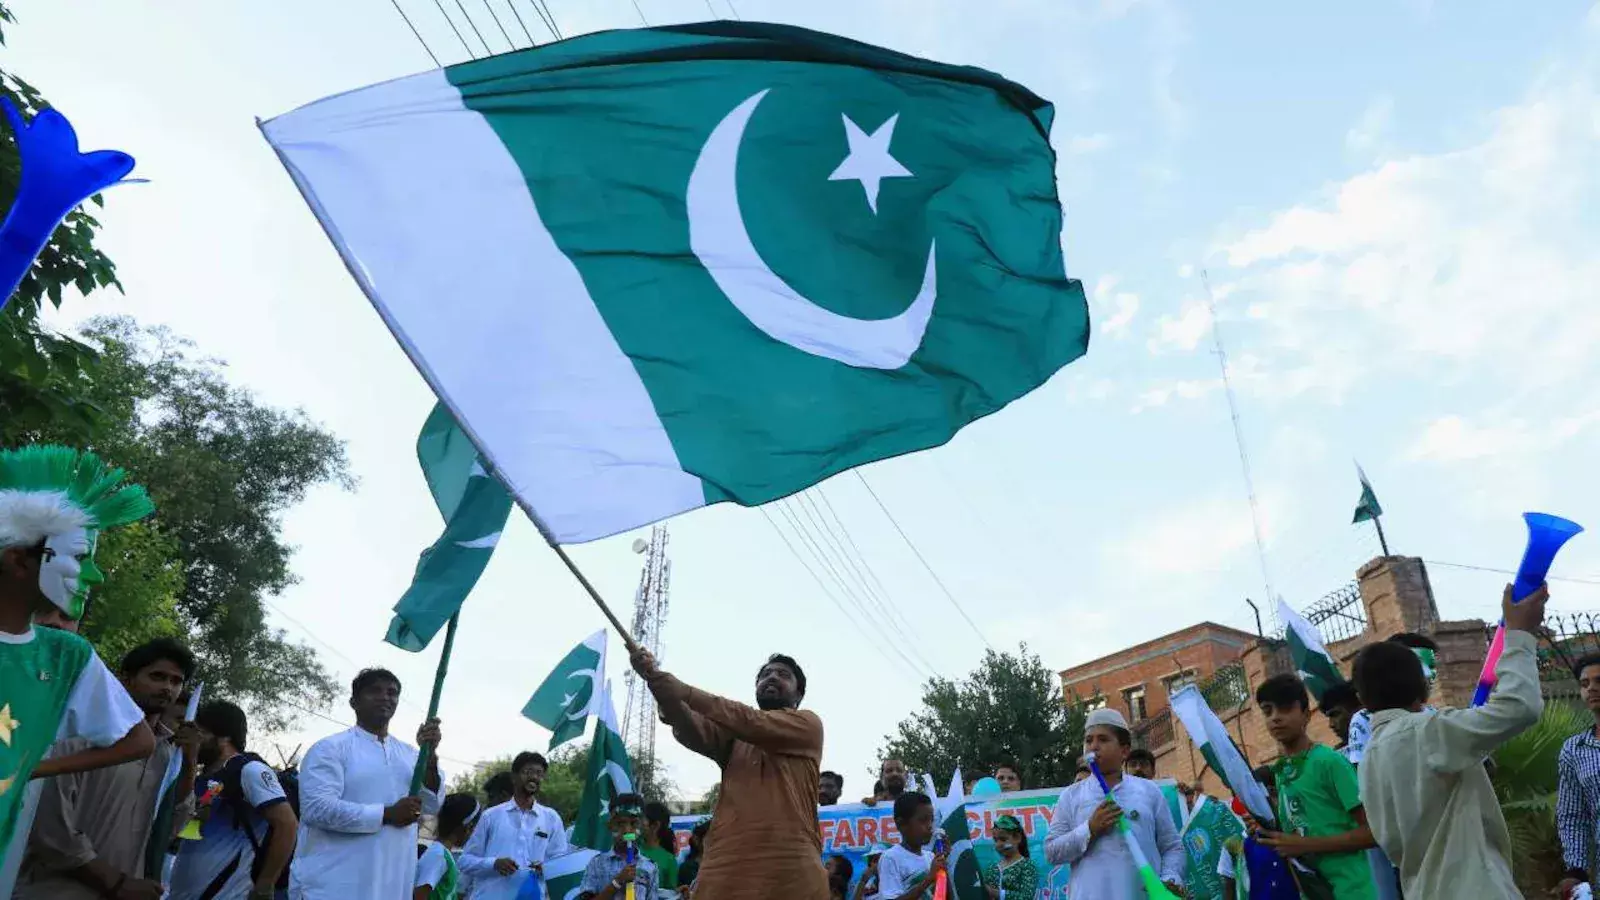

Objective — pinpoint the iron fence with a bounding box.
[1301,582,1368,645]
[1201,662,1250,711]
[1492,611,1600,699]
[1133,707,1173,750]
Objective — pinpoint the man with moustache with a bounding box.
[167,700,298,900]
[862,759,910,806]
[632,648,827,900]
[18,638,201,900]
[460,751,568,900]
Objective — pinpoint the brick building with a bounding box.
[1058,622,1258,726]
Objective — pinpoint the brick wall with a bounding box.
[1061,623,1256,724]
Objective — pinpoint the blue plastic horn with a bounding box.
[0,99,136,311]
[1512,512,1584,601]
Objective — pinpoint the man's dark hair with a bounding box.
[1573,654,1600,683]
[764,653,806,699]
[891,790,932,824]
[611,792,645,816]
[1126,748,1156,767]
[195,700,249,751]
[120,638,196,681]
[1353,641,1429,712]
[995,762,1020,777]
[1319,682,1361,713]
[512,751,548,774]
[351,668,401,696]
[483,772,513,798]
[643,800,674,849]
[820,770,843,788]
[1387,632,1439,652]
[1254,673,1310,711]
[437,793,481,840]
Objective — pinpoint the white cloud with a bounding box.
[1091,275,1141,337]
[1406,409,1600,462]
[1146,299,1211,354]
[1131,377,1219,412]
[1064,132,1114,154]
[1345,94,1394,157]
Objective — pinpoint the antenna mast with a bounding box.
[1201,269,1277,628]
[621,524,671,778]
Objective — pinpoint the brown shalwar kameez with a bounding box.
[648,672,829,900]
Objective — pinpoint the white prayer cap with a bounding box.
[1085,707,1131,732]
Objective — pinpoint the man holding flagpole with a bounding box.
[629,647,828,900]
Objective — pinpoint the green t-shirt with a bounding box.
[1273,744,1376,900]
[641,844,678,889]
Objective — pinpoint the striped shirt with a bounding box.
[1557,727,1600,876]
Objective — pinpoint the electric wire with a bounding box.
[854,470,995,651]
[452,0,493,56]
[630,0,649,26]
[502,0,538,45]
[476,0,516,50]
[799,489,934,661]
[429,0,476,57]
[530,0,562,39]
[384,0,442,66]
[1425,560,1600,587]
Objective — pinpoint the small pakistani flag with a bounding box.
[1277,598,1347,704]
[1352,465,1383,524]
[1169,685,1275,826]
[262,21,1090,545]
[522,629,606,749]
[572,680,635,852]
[385,403,515,651]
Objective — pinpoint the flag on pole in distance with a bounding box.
[384,403,513,650]
[1352,465,1383,524]
[572,680,635,852]
[261,21,1090,545]
[1168,685,1275,825]
[522,629,607,749]
[1277,599,1347,704]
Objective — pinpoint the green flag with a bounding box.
[572,681,635,852]
[263,21,1090,545]
[1352,464,1382,524]
[384,404,514,651]
[937,772,985,900]
[521,629,606,749]
[1181,795,1244,900]
[1169,685,1276,826]
[1277,598,1347,703]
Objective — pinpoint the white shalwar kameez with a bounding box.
[289,726,442,899]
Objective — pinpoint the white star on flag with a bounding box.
[828,112,913,214]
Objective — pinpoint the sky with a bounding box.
[13,0,1600,798]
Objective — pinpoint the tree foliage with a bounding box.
[0,1,123,444]
[78,522,185,667]
[31,317,352,731]
[877,645,1085,790]
[451,743,680,825]
[1493,698,1588,895]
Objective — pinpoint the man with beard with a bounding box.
[862,759,909,806]
[18,638,200,900]
[460,750,568,900]
[818,771,843,807]
[289,668,442,899]
[167,700,298,900]
[631,648,827,900]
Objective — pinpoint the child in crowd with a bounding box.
[982,814,1039,899]
[1219,767,1279,900]
[1254,673,1377,899]
[578,793,661,900]
[676,817,710,897]
[852,845,886,900]
[826,855,855,900]
[876,792,947,900]
[1124,748,1157,779]
[1354,585,1546,898]
[414,793,482,900]
[642,801,680,890]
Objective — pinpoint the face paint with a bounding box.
[39,528,98,619]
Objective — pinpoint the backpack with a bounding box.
[218,753,298,889]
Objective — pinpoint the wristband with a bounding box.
[612,878,626,890]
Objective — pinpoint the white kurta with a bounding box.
[1043,775,1184,900]
[459,799,569,900]
[288,726,442,900]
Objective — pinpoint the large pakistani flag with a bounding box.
[936,769,985,900]
[385,403,514,650]
[572,680,635,852]
[1168,685,1275,825]
[1277,598,1346,703]
[261,22,1090,544]
[522,629,606,749]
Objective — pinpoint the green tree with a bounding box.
[0,2,124,444]
[36,317,351,731]
[877,644,1084,790]
[78,522,185,667]
[1493,698,1588,895]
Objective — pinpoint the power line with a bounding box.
[528,0,561,39]
[501,0,537,45]
[801,489,934,656]
[724,0,742,18]
[630,0,649,26]
[1425,560,1600,587]
[760,507,926,687]
[384,0,442,66]
[854,471,995,651]
[428,0,476,57]
[452,0,493,55]
[477,0,516,50]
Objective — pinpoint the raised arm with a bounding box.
[1426,629,1543,773]
[651,673,821,757]
[298,738,385,834]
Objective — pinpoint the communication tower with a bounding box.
[621,524,671,772]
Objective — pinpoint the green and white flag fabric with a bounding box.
[1277,598,1346,704]
[385,403,514,650]
[522,629,606,749]
[572,680,635,852]
[1352,464,1382,524]
[1180,795,1244,900]
[1169,685,1275,825]
[262,22,1090,544]
[936,769,985,900]
[544,848,598,900]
